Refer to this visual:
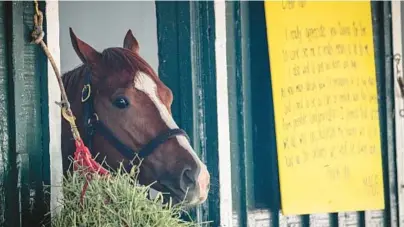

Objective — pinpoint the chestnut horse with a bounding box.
[61,28,210,206]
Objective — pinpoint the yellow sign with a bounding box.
[264,1,384,215]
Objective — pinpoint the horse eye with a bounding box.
[113,96,130,109]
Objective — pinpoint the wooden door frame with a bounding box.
[155,1,233,226]
[0,1,61,226]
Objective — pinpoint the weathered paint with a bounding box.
[0,2,13,225]
[380,2,399,226]
[156,1,221,225]
[226,2,256,226]
[0,1,50,226]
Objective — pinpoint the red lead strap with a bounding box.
[73,139,109,175]
[73,139,110,205]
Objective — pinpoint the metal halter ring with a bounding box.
[81,84,91,102]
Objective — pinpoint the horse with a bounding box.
[61,28,210,206]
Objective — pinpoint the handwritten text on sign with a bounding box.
[264,1,384,215]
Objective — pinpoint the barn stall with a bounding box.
[0,1,403,227]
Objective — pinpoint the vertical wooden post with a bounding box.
[0,1,53,226]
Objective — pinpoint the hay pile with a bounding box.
[47,164,201,227]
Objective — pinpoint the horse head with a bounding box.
[62,28,210,206]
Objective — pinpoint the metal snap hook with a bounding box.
[87,113,99,125]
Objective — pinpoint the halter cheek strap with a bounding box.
[81,71,189,169]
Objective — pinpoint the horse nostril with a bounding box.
[181,168,196,190]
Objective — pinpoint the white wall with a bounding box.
[214,1,233,226]
[392,2,404,226]
[58,1,159,73]
[46,0,63,219]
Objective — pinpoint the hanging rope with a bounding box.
[31,0,109,204]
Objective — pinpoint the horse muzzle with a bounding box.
[160,163,210,207]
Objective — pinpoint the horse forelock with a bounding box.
[62,47,159,95]
[100,48,158,90]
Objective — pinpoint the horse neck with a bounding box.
[62,65,89,133]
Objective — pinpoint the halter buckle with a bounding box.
[81,84,91,103]
[87,113,99,126]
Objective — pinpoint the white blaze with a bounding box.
[134,72,205,170]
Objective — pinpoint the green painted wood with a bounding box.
[39,1,51,220]
[0,3,6,222]
[243,1,286,226]
[372,2,399,226]
[155,2,183,128]
[8,2,31,225]
[0,2,18,226]
[4,2,24,226]
[156,1,220,226]
[226,1,255,226]
[188,2,221,225]
[0,1,49,226]
[24,1,49,226]
[155,1,198,222]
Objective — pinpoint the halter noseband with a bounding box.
[81,70,189,168]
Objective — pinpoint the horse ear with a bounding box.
[69,27,101,66]
[123,29,139,53]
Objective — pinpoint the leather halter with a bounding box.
[81,70,189,168]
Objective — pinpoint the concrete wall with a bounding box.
[58,1,159,73]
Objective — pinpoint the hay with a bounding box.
[46,163,203,227]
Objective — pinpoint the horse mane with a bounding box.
[62,64,88,101]
[62,47,158,97]
[101,48,157,78]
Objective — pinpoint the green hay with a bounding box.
[45,163,206,227]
